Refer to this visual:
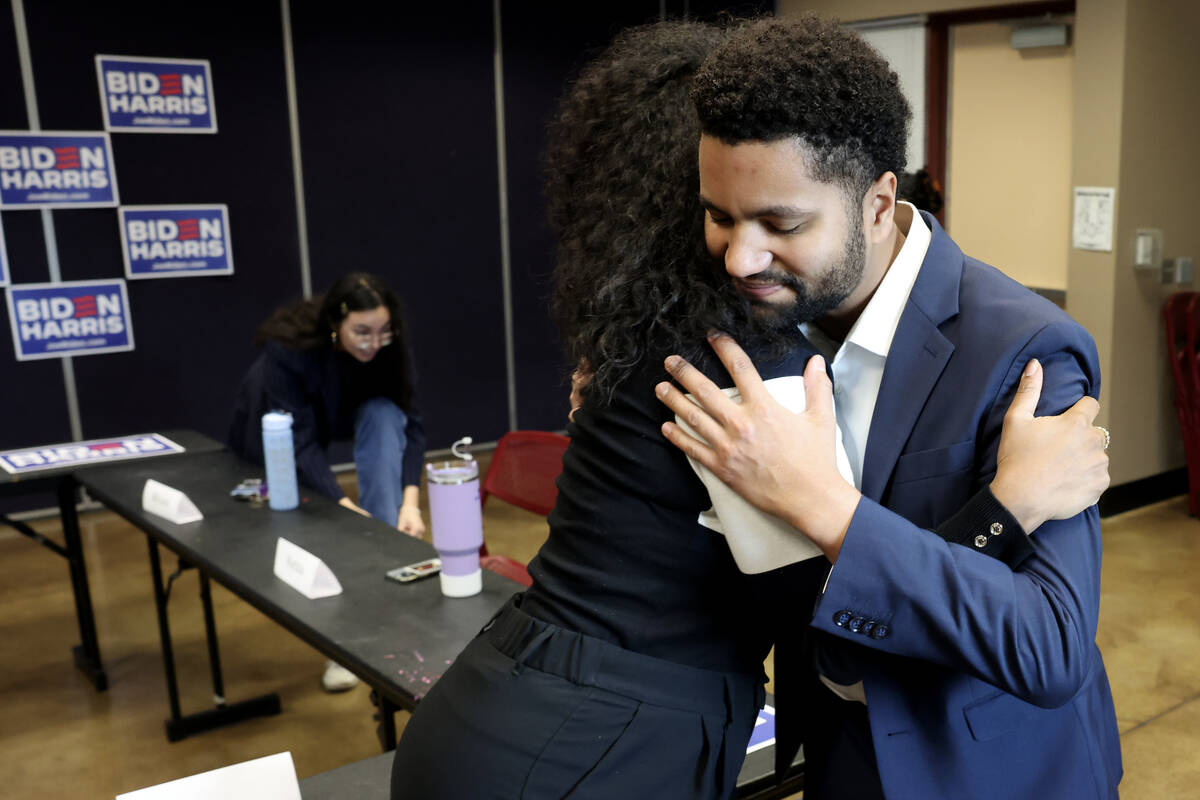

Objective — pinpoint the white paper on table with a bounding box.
[273,537,343,599]
[115,751,301,800]
[141,478,204,524]
[676,375,855,574]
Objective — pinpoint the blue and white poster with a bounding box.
[0,131,119,208]
[6,279,135,361]
[0,214,8,286]
[0,433,185,475]
[119,204,233,279]
[745,704,776,755]
[96,55,217,133]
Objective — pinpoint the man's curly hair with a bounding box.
[547,20,766,406]
[692,14,911,199]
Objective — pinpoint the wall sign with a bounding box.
[6,279,134,360]
[96,55,217,133]
[120,204,233,279]
[0,131,119,208]
[0,214,8,286]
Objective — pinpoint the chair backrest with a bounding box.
[480,431,570,517]
[1165,292,1200,409]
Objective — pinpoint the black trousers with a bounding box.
[390,594,764,799]
[800,684,887,800]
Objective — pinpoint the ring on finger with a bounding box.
[1096,425,1110,451]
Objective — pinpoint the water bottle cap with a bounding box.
[262,410,294,430]
[426,459,479,484]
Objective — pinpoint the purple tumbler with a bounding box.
[426,437,483,597]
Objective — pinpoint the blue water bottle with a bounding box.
[262,410,299,511]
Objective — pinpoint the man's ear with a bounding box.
[862,171,898,244]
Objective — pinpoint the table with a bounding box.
[298,708,806,799]
[0,429,223,690]
[76,450,519,744]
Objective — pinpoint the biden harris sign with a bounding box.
[0,132,118,208]
[96,55,217,133]
[6,279,134,360]
[120,205,233,279]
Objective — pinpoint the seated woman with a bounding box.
[389,21,1107,799]
[229,272,426,691]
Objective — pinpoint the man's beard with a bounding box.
[734,211,866,351]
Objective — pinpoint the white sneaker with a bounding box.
[322,660,359,692]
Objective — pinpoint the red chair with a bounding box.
[477,431,570,586]
[1164,292,1200,514]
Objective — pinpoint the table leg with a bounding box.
[146,538,281,742]
[57,477,107,691]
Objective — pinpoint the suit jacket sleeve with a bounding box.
[813,320,1101,709]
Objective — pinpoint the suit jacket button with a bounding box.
[974,534,988,548]
[833,610,852,627]
[870,624,890,639]
[861,620,876,635]
[848,616,864,633]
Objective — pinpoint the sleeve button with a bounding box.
[974,534,988,548]
[861,620,876,635]
[848,616,864,633]
[990,522,1003,536]
[833,610,852,627]
[870,624,890,640]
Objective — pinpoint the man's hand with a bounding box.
[990,358,1110,532]
[654,333,860,561]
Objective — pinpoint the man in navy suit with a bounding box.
[656,15,1122,799]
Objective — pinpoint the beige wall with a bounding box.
[779,0,1001,22]
[779,0,1199,485]
[946,22,1072,290]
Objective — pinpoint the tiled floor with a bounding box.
[0,465,1196,798]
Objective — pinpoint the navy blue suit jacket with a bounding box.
[784,213,1122,799]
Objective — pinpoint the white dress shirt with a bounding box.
[801,201,931,702]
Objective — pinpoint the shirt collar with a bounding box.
[839,202,930,359]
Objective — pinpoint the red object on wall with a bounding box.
[1164,292,1200,515]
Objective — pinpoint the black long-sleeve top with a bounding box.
[228,340,426,500]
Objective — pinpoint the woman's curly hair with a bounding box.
[546,20,759,406]
[692,14,911,199]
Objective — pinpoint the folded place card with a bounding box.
[142,478,204,525]
[273,537,342,599]
[115,751,301,800]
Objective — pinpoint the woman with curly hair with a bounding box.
[389,19,1105,799]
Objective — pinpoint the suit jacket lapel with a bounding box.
[860,212,963,502]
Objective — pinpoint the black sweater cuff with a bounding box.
[934,487,1034,569]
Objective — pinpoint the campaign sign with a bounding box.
[96,55,217,133]
[0,214,8,286]
[6,279,135,361]
[0,131,119,208]
[0,433,185,475]
[120,204,233,279]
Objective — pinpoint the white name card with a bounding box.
[273,537,342,599]
[142,478,204,525]
[115,751,301,800]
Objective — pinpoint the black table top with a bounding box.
[0,429,224,491]
[74,449,518,709]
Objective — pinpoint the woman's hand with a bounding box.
[398,504,425,538]
[338,496,371,517]
[990,359,1110,532]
